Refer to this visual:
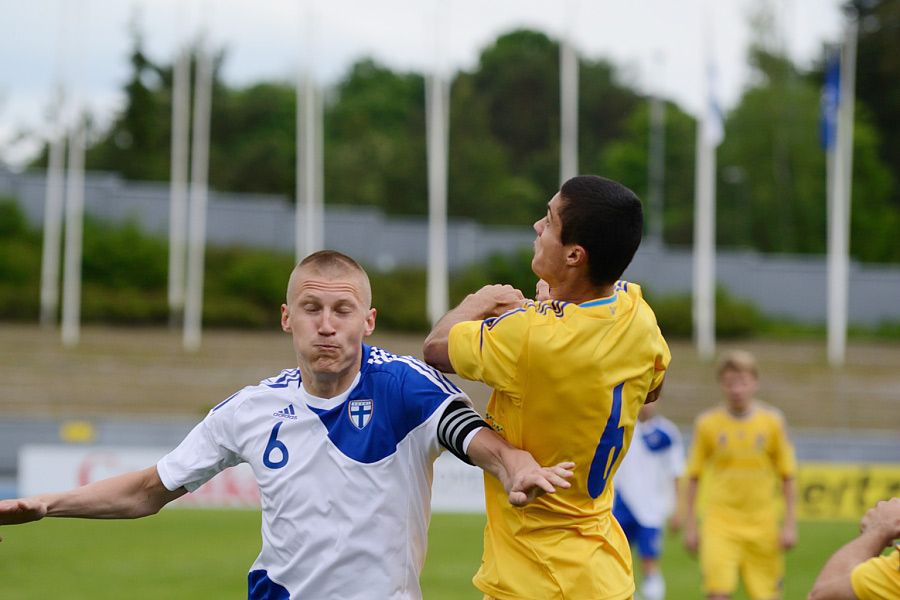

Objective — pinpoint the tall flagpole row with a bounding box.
[183,44,213,352]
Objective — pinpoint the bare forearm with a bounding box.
[465,428,573,507]
[424,290,514,372]
[43,466,184,519]
[423,308,469,373]
[465,428,521,483]
[808,532,887,600]
[685,477,699,524]
[783,477,797,527]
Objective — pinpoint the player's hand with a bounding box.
[683,523,699,556]
[780,521,797,550]
[470,285,526,318]
[506,461,575,508]
[667,513,683,534]
[0,498,48,541]
[860,497,900,546]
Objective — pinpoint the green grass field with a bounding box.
[0,509,859,599]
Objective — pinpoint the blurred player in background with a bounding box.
[0,250,573,600]
[684,350,797,600]
[612,401,686,600]
[808,497,900,600]
[425,175,670,600]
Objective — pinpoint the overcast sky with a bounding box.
[0,0,846,168]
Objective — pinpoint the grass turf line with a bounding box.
[0,510,860,600]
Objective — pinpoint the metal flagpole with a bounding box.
[183,43,213,352]
[647,52,666,245]
[559,0,579,185]
[426,0,449,325]
[827,8,857,366]
[59,0,88,347]
[40,2,70,328]
[60,112,86,347]
[692,22,723,361]
[40,85,67,327]
[296,1,322,261]
[168,45,191,326]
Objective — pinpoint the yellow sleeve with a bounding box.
[686,417,710,478]
[851,549,900,600]
[772,415,798,477]
[447,307,530,392]
[650,327,671,392]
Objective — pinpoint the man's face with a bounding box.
[719,369,758,413]
[280,268,376,382]
[532,192,569,282]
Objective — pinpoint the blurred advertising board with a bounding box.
[18,445,485,512]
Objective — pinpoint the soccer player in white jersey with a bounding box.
[612,401,686,600]
[0,250,574,600]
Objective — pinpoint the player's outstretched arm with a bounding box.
[683,476,701,555]
[0,466,186,541]
[808,498,900,600]
[424,284,525,373]
[466,428,573,507]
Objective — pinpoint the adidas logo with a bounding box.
[273,404,298,420]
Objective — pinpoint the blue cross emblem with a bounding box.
[348,399,374,429]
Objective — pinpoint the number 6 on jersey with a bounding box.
[587,382,625,498]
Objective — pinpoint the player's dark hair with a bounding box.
[557,175,643,286]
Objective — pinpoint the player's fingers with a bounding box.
[544,472,571,489]
[549,464,574,479]
[508,491,528,507]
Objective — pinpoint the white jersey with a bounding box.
[157,344,467,600]
[613,414,685,528]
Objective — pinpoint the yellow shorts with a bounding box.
[700,518,783,600]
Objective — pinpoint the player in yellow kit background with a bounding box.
[425,175,670,600]
[684,350,797,600]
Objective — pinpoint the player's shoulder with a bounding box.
[488,301,565,329]
[209,368,301,414]
[364,345,462,394]
[694,405,726,425]
[652,414,683,437]
[753,401,790,426]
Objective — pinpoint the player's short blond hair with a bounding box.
[716,349,758,380]
[287,250,372,308]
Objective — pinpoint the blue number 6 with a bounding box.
[263,422,289,469]
[587,382,625,498]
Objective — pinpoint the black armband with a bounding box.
[437,399,490,466]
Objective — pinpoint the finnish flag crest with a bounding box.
[348,399,374,430]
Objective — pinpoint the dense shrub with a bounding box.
[646,287,761,339]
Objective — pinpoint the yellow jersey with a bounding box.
[686,402,796,527]
[449,281,670,600]
[851,547,900,600]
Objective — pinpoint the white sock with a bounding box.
[641,572,665,600]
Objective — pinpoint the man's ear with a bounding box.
[363,308,377,337]
[566,244,587,267]
[280,304,291,332]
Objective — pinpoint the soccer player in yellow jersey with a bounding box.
[808,497,900,600]
[684,350,798,600]
[425,175,670,600]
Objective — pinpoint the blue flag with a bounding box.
[820,45,840,150]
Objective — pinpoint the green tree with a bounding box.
[325,59,427,214]
[598,100,697,245]
[717,2,897,261]
[849,0,900,210]
[211,82,296,195]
